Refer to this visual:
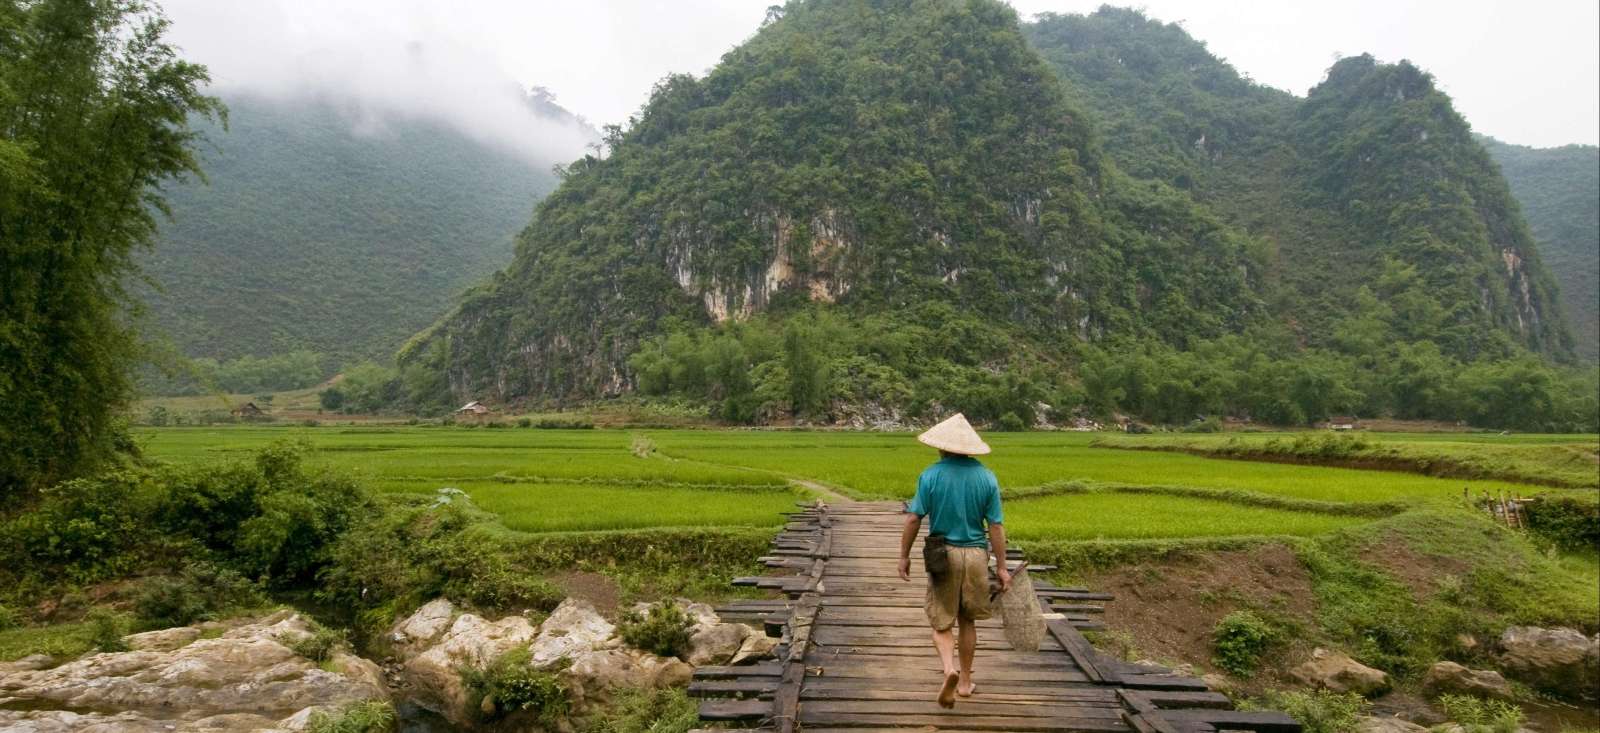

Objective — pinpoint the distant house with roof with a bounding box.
[231,402,265,419]
[1326,415,1359,431]
[456,401,491,423]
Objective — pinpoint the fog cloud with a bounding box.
[161,0,599,167]
[162,1,1597,150]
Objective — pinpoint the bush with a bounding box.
[619,602,693,659]
[1212,610,1277,676]
[1,472,153,584]
[304,701,396,733]
[133,561,268,629]
[586,686,699,733]
[283,621,347,663]
[516,417,533,428]
[86,608,130,652]
[1251,690,1365,733]
[1522,496,1599,552]
[461,647,570,724]
[997,412,1026,432]
[0,605,19,631]
[1437,694,1523,733]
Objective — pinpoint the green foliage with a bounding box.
[303,701,397,733]
[283,620,347,663]
[1211,609,1278,675]
[1249,690,1366,733]
[132,562,267,628]
[618,602,693,659]
[146,350,330,397]
[584,687,700,733]
[461,647,570,724]
[1522,496,1600,552]
[1436,694,1524,733]
[86,608,130,653]
[421,0,1261,404]
[0,0,223,498]
[1024,11,1570,362]
[0,605,18,632]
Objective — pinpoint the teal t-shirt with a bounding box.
[907,455,1003,548]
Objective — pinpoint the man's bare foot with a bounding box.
[938,672,959,708]
[957,679,976,697]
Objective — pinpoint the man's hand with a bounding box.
[898,556,911,581]
[996,566,1013,594]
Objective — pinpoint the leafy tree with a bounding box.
[0,0,222,498]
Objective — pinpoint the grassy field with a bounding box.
[134,426,1597,541]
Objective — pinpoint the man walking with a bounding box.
[897,413,1011,709]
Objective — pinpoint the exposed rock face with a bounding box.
[1421,661,1512,700]
[1358,715,1429,733]
[1289,647,1391,696]
[0,610,387,732]
[1496,626,1599,698]
[392,600,538,726]
[529,598,617,665]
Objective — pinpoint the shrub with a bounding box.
[1,472,153,584]
[133,562,268,628]
[461,647,570,724]
[1522,496,1599,552]
[283,621,347,663]
[1251,690,1365,733]
[997,412,1026,432]
[516,417,533,428]
[304,701,396,733]
[1437,694,1523,733]
[0,605,19,631]
[586,686,699,733]
[1184,416,1224,433]
[619,602,693,659]
[1212,610,1277,676]
[86,608,130,652]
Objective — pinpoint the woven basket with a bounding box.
[994,566,1047,651]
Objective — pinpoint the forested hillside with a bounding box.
[1023,8,1570,360]
[408,0,1264,416]
[140,92,593,370]
[399,0,1593,431]
[1480,136,1599,362]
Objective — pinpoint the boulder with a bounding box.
[1497,626,1599,697]
[730,631,780,665]
[529,599,615,666]
[1357,715,1428,733]
[1289,648,1390,696]
[0,654,55,674]
[566,649,693,705]
[399,611,537,725]
[686,618,749,666]
[390,598,457,649]
[0,612,386,731]
[1421,661,1512,700]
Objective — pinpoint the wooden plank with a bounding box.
[696,698,768,721]
[1155,709,1301,733]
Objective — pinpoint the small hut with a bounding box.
[456,400,491,423]
[1327,415,1358,431]
[231,402,265,418]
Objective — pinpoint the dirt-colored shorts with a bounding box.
[924,546,992,631]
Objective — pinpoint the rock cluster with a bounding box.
[0,610,388,732]
[1421,661,1512,700]
[388,597,774,726]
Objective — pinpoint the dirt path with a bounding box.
[788,477,854,505]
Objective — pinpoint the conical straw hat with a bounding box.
[917,413,991,455]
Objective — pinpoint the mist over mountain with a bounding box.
[1478,136,1600,362]
[141,91,596,367]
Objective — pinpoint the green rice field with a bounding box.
[134,427,1597,541]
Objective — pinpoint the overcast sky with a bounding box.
[162,0,1599,152]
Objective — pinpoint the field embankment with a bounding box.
[1092,432,1600,490]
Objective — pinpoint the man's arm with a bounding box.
[989,522,1011,592]
[898,512,921,582]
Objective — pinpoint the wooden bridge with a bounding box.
[689,501,1302,733]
